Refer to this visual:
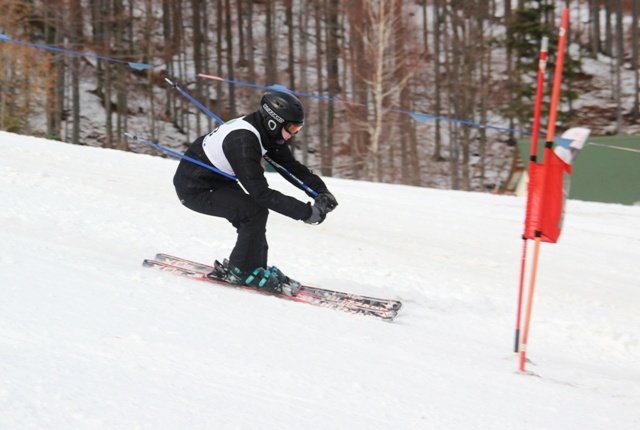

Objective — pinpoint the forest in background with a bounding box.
[0,0,638,191]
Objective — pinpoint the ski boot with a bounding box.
[206,260,244,284]
[268,265,302,296]
[225,261,285,294]
[208,260,300,297]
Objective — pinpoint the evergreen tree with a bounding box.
[505,0,581,131]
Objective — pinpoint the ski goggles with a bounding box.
[284,122,303,136]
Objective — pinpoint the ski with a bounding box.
[154,253,402,311]
[142,258,400,321]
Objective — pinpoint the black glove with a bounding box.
[304,203,326,225]
[315,192,338,213]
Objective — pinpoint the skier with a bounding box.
[172,90,338,295]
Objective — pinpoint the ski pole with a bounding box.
[124,133,238,181]
[164,78,225,125]
[263,155,318,197]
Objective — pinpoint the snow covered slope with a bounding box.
[1,131,639,429]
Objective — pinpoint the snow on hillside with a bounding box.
[1,131,639,429]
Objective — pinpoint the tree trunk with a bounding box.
[504,0,515,142]
[614,0,623,133]
[265,1,276,85]
[237,0,246,68]
[323,0,339,177]
[313,0,325,175]
[144,0,156,141]
[114,0,127,150]
[69,0,83,145]
[433,0,443,161]
[298,0,310,164]
[246,0,256,83]
[191,0,204,135]
[224,0,236,118]
[215,0,223,126]
[604,0,613,56]
[589,0,601,57]
[162,0,174,121]
[44,4,64,140]
[632,0,639,120]
[101,0,113,148]
[347,0,368,179]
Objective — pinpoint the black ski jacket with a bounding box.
[173,112,328,220]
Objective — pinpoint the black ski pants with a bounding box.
[176,183,269,273]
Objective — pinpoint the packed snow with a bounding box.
[1,131,639,429]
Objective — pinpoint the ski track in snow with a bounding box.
[1,132,639,429]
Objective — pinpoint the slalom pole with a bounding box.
[520,232,543,371]
[519,9,569,372]
[514,237,528,352]
[529,36,549,162]
[124,133,238,181]
[514,37,549,353]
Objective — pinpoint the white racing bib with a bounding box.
[202,117,264,177]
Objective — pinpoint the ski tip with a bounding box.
[142,259,156,267]
[382,312,398,322]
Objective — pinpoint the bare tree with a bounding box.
[161,0,175,121]
[632,0,639,120]
[69,0,83,145]
[224,0,237,118]
[614,0,623,133]
[589,0,601,57]
[43,1,65,141]
[191,0,205,135]
[394,0,419,185]
[114,0,128,150]
[236,0,247,69]
[346,0,369,179]
[245,0,256,83]
[323,0,340,177]
[312,0,326,174]
[603,0,614,56]
[432,0,444,161]
[359,0,414,182]
[143,0,157,141]
[298,0,311,164]
[285,0,296,92]
[264,1,277,85]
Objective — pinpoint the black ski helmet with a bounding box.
[259,90,304,143]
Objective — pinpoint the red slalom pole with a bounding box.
[514,237,528,352]
[514,37,548,353]
[529,36,549,162]
[519,9,569,372]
